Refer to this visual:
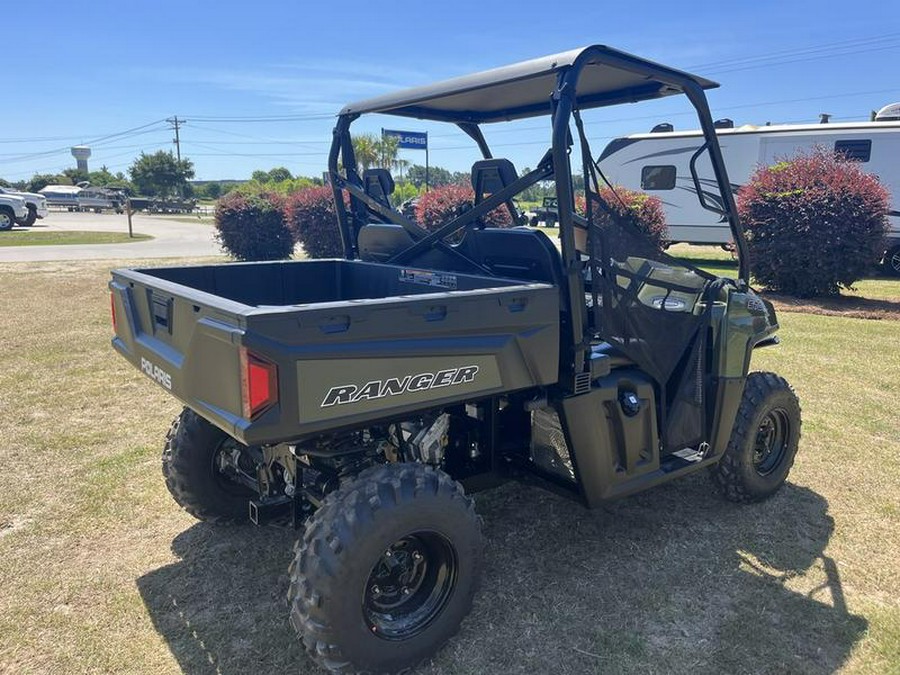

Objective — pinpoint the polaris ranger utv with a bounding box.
[110,45,801,674]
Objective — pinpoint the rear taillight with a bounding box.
[240,347,278,419]
[110,291,117,332]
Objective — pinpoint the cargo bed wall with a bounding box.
[139,259,519,307]
[111,260,560,445]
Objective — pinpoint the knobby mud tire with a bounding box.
[288,463,483,674]
[161,408,253,524]
[710,371,801,503]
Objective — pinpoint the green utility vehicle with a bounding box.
[530,195,559,226]
[110,45,801,674]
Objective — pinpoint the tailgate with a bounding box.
[111,264,561,446]
[110,269,251,436]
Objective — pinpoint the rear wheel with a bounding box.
[161,408,255,523]
[0,207,14,231]
[289,463,482,674]
[710,372,801,503]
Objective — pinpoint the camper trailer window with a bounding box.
[834,140,872,162]
[640,165,676,190]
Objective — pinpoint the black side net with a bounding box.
[575,108,720,451]
[588,209,712,384]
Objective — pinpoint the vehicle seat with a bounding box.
[358,223,414,262]
[471,158,519,225]
[362,168,395,207]
[357,224,562,284]
[458,227,562,284]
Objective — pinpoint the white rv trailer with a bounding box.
[597,105,900,272]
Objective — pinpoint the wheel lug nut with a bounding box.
[371,585,381,596]
[402,587,410,595]
[413,552,422,561]
[385,550,392,557]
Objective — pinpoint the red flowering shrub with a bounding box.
[214,191,294,261]
[738,149,889,297]
[415,183,514,233]
[575,187,668,251]
[284,187,344,259]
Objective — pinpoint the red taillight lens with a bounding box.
[240,348,278,419]
[110,291,117,332]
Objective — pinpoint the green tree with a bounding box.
[62,168,89,185]
[391,181,422,206]
[205,182,223,199]
[85,166,135,194]
[27,173,70,192]
[129,151,195,197]
[251,170,270,182]
[267,166,293,182]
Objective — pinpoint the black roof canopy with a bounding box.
[340,45,718,124]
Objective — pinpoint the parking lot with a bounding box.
[0,211,223,262]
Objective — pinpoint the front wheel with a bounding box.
[710,372,801,503]
[289,463,483,674]
[0,207,14,231]
[161,408,256,523]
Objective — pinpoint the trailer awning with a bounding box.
[340,45,718,124]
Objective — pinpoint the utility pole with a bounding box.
[167,116,185,161]
[166,116,186,198]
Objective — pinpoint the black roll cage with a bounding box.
[327,46,749,393]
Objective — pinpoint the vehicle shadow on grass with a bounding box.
[138,478,865,675]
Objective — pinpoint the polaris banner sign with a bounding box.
[383,129,428,150]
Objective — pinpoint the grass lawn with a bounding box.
[153,214,215,225]
[0,258,898,674]
[0,231,152,247]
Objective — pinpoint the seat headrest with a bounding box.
[471,159,517,202]
[362,168,395,205]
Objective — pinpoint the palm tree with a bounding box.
[351,134,380,172]
[376,135,400,170]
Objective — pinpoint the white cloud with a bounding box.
[137,61,430,111]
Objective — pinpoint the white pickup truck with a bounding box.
[0,186,49,226]
[0,192,29,231]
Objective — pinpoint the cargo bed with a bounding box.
[110,259,560,445]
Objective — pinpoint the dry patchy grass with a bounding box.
[0,260,898,674]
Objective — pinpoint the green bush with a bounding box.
[738,149,889,297]
[214,191,294,261]
[284,187,344,258]
[575,187,668,251]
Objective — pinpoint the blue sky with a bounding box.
[3,0,898,182]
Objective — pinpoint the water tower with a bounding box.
[71,145,91,173]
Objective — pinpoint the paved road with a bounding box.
[0,210,225,262]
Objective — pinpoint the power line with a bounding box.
[0,119,169,166]
[685,32,900,73]
[187,121,327,149]
[183,113,335,123]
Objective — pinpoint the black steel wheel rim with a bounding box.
[363,531,458,640]
[753,408,790,476]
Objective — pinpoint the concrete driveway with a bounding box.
[0,210,225,262]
